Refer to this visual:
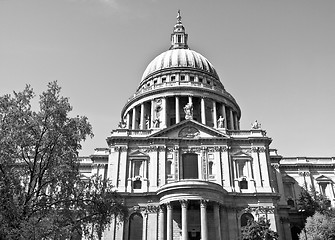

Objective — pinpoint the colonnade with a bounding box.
[158,200,223,240]
[124,96,240,130]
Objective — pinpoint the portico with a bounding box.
[158,199,224,240]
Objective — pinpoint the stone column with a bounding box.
[132,107,136,130]
[234,113,239,130]
[200,200,208,240]
[162,97,167,128]
[213,100,217,128]
[150,100,155,129]
[221,104,227,128]
[140,103,145,130]
[126,112,130,129]
[142,212,147,240]
[167,203,173,240]
[176,96,180,124]
[214,203,221,240]
[180,200,188,240]
[229,108,234,130]
[201,98,206,124]
[220,207,229,240]
[159,205,165,240]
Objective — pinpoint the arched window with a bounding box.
[208,161,213,175]
[241,213,254,227]
[129,213,143,240]
[166,160,172,175]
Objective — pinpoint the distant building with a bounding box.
[81,12,335,240]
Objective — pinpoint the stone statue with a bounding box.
[217,115,225,128]
[145,115,150,129]
[118,120,126,129]
[251,120,261,129]
[153,117,160,128]
[183,102,193,120]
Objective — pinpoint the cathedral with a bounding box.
[80,12,335,240]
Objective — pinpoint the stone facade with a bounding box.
[80,12,335,240]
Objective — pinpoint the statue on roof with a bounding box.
[251,120,261,129]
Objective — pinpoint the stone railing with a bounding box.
[127,81,234,102]
[111,128,153,136]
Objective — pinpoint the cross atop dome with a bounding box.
[170,10,189,50]
[177,9,182,23]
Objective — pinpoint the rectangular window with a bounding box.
[237,160,247,178]
[171,76,176,81]
[190,76,194,82]
[134,161,142,177]
[180,75,185,81]
[162,77,166,83]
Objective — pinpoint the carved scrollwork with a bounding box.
[146,205,159,213]
[221,146,229,152]
[114,146,128,152]
[299,171,310,176]
[271,163,280,170]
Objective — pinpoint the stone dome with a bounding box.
[141,48,219,83]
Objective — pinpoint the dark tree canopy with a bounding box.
[241,217,278,240]
[0,82,127,240]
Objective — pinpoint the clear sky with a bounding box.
[1,0,335,157]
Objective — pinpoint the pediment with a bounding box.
[231,150,251,158]
[316,175,333,183]
[149,120,229,139]
[128,150,149,158]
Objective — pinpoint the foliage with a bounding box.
[0,82,127,240]
[298,187,332,217]
[299,211,335,240]
[241,217,278,240]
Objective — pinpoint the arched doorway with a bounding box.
[128,213,143,240]
[182,153,198,179]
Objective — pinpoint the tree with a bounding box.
[299,212,335,240]
[298,186,332,221]
[241,217,278,240]
[0,82,127,239]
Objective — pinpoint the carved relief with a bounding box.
[178,126,200,138]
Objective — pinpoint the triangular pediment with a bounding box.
[149,120,229,139]
[128,150,149,157]
[316,175,333,183]
[231,150,251,158]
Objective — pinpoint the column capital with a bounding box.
[180,199,189,208]
[166,202,173,210]
[159,204,165,212]
[200,199,209,208]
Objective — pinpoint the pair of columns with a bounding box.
[158,200,222,240]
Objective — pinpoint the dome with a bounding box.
[141,48,219,83]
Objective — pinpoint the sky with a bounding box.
[1,0,335,157]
